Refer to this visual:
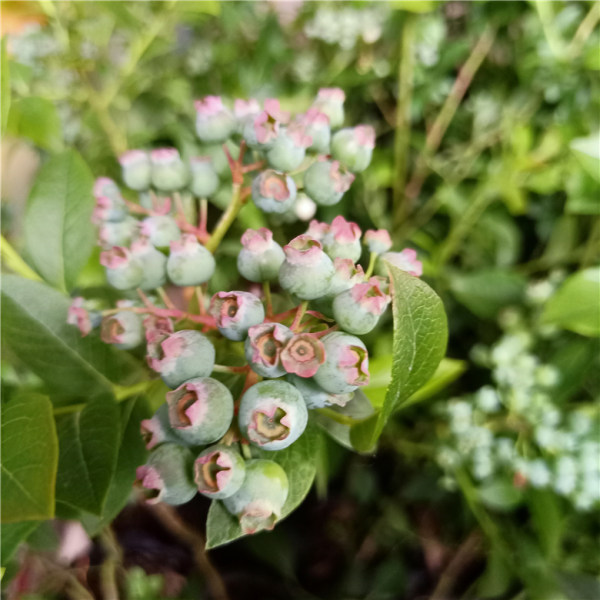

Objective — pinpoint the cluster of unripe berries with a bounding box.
[68,90,423,535]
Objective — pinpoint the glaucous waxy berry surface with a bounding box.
[69,90,425,540]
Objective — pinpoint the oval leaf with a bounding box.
[1,275,145,396]
[81,396,149,535]
[24,150,95,292]
[54,393,120,515]
[351,265,448,452]
[541,267,600,337]
[1,393,58,523]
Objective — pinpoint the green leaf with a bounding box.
[391,0,436,12]
[527,489,563,561]
[403,358,467,407]
[1,38,10,134]
[0,521,39,563]
[1,275,145,396]
[1,393,58,523]
[54,393,120,515]
[449,269,526,319]
[570,132,600,183]
[7,96,62,151]
[350,266,448,452]
[24,150,95,292]
[206,423,320,549]
[478,479,522,512]
[81,396,149,535]
[541,268,600,337]
[315,390,375,451]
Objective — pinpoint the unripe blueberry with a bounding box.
[189,156,219,197]
[195,96,236,143]
[237,228,285,282]
[297,108,331,154]
[286,374,353,409]
[166,377,234,445]
[222,459,289,534]
[140,403,183,450]
[140,215,181,249]
[331,125,376,173]
[278,235,335,300]
[239,380,308,450]
[199,141,240,177]
[251,170,297,214]
[100,247,144,290]
[98,217,138,249]
[194,444,246,499]
[234,98,261,133]
[305,219,331,242]
[93,177,122,203]
[322,215,362,262]
[303,159,354,206]
[100,311,143,349]
[378,249,423,277]
[245,322,293,378]
[147,329,216,388]
[139,192,172,214]
[150,148,189,192]
[364,229,392,254]
[119,150,151,191]
[130,238,167,291]
[328,258,366,296]
[293,193,317,221]
[311,88,345,129]
[313,332,370,394]
[209,291,265,341]
[266,124,311,172]
[333,276,390,335]
[136,443,196,506]
[167,234,215,286]
[92,195,127,224]
[243,99,290,150]
[67,297,100,337]
[280,333,326,378]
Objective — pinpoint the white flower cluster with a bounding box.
[304,6,386,50]
[436,327,599,512]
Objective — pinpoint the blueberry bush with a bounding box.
[1,2,599,599]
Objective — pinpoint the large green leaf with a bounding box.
[449,269,526,319]
[7,96,62,151]
[24,150,95,292]
[1,275,145,396]
[1,38,10,134]
[1,393,58,523]
[81,396,149,535]
[541,268,600,337]
[206,423,320,549]
[54,393,120,515]
[350,265,448,452]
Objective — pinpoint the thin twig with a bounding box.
[405,25,497,203]
[150,504,230,600]
[430,531,483,600]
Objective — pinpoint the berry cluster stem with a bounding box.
[262,281,273,317]
[364,251,378,278]
[290,301,309,331]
